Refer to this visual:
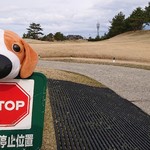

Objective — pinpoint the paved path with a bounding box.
[38,60,150,114]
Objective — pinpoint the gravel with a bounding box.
[38,60,150,115]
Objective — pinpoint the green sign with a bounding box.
[0,72,47,149]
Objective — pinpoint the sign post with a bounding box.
[0,72,47,149]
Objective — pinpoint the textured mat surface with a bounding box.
[48,79,150,150]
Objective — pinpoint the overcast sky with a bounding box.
[0,0,149,38]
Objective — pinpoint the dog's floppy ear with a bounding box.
[20,39,38,78]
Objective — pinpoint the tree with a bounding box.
[127,7,145,31]
[54,32,65,41]
[41,33,54,41]
[26,23,44,39]
[22,33,27,38]
[144,2,150,24]
[108,12,126,38]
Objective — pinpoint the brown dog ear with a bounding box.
[20,39,38,78]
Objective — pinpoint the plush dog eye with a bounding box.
[13,44,21,52]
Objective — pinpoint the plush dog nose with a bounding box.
[0,54,12,79]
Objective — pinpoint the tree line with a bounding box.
[23,2,150,41]
[23,23,83,41]
[98,2,150,40]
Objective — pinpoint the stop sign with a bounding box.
[0,82,30,127]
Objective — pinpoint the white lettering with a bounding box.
[0,101,4,110]
[0,101,25,111]
[0,135,7,148]
[16,101,25,110]
[0,134,34,148]
[5,101,15,111]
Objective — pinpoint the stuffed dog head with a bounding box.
[0,29,38,80]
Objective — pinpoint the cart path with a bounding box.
[38,60,150,114]
[48,79,150,150]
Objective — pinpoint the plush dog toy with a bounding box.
[0,29,38,79]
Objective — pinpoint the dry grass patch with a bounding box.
[26,30,150,64]
[36,67,103,88]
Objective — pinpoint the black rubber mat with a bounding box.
[48,79,150,150]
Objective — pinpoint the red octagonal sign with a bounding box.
[0,82,30,127]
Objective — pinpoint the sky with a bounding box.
[0,0,150,38]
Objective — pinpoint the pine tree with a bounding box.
[108,12,126,38]
[126,7,145,31]
[26,23,44,39]
[144,2,150,23]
